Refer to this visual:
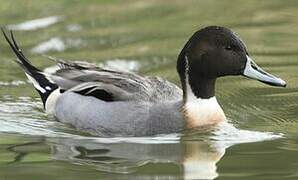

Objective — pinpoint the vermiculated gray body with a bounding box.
[55,92,184,136]
[40,60,186,136]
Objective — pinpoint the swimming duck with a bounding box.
[2,26,286,136]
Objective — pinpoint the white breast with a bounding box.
[183,97,226,128]
[184,77,226,127]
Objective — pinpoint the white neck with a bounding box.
[183,82,226,128]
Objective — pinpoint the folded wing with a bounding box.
[46,57,182,102]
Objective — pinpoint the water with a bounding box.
[0,0,298,179]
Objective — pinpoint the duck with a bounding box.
[2,26,286,137]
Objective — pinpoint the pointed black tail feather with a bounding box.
[2,29,58,107]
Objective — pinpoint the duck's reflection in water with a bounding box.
[47,136,224,179]
[7,123,281,179]
[183,141,225,179]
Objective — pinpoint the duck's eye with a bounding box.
[225,45,232,50]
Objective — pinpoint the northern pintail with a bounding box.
[2,26,286,136]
